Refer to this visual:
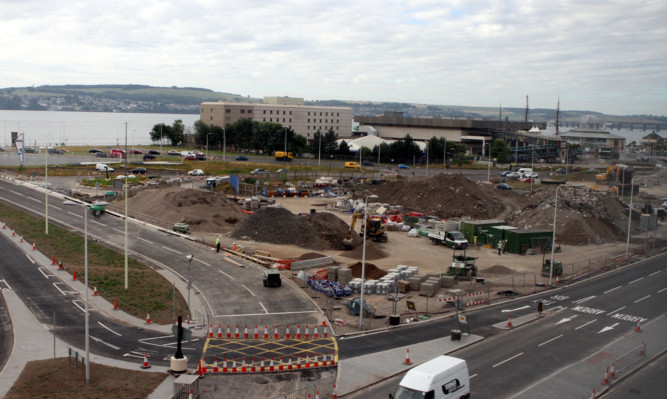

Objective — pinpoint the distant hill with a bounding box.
[1,84,665,124]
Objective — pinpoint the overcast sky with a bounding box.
[1,0,666,116]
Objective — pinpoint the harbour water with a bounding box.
[0,110,200,147]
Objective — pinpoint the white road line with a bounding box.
[137,237,154,244]
[25,254,35,264]
[97,322,122,337]
[38,268,51,279]
[51,206,63,211]
[538,334,563,347]
[607,306,625,316]
[28,197,40,202]
[492,352,524,368]
[223,257,242,267]
[213,310,320,318]
[242,285,256,297]
[67,211,82,218]
[123,353,145,359]
[112,228,124,234]
[648,270,661,277]
[575,319,597,330]
[572,296,596,304]
[469,374,478,379]
[603,286,622,294]
[218,269,235,280]
[258,301,268,314]
[628,277,644,284]
[10,190,22,196]
[90,220,105,227]
[634,295,651,303]
[658,287,667,294]
[91,336,121,350]
[72,300,85,312]
[161,246,181,254]
[195,258,211,267]
[53,283,67,296]
[1,279,13,290]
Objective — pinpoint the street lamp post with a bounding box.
[39,146,49,234]
[186,255,193,321]
[359,194,379,330]
[625,177,637,261]
[205,133,210,160]
[222,128,226,162]
[124,123,129,290]
[549,184,564,286]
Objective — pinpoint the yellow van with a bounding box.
[345,162,361,169]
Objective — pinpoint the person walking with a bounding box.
[216,236,221,253]
[497,240,502,255]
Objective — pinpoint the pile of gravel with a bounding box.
[231,207,361,250]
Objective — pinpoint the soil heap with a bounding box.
[506,186,628,245]
[109,187,247,234]
[231,207,361,250]
[367,173,506,219]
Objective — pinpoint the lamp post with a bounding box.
[625,177,637,261]
[359,194,379,330]
[283,127,288,175]
[205,132,210,160]
[222,128,226,162]
[124,122,129,290]
[39,146,49,234]
[549,184,563,286]
[186,255,193,321]
[318,131,322,166]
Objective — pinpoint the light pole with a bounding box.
[283,127,288,174]
[549,184,564,286]
[186,255,193,321]
[359,194,379,330]
[222,128,226,162]
[206,132,211,160]
[318,132,322,166]
[124,122,129,290]
[39,146,49,234]
[486,143,491,183]
[625,177,637,261]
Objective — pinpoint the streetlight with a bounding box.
[549,184,564,286]
[625,177,637,261]
[186,255,194,321]
[205,132,211,160]
[39,146,49,234]
[124,122,129,290]
[222,128,226,162]
[359,194,379,330]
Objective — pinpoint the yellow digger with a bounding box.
[343,210,388,249]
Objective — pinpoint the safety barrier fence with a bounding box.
[67,347,87,380]
[613,341,647,375]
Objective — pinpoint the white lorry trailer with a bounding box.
[391,355,470,399]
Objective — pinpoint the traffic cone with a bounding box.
[72,270,77,280]
[250,357,257,373]
[321,353,328,367]
[20,234,23,243]
[296,354,302,370]
[226,324,231,338]
[285,325,291,339]
[32,242,36,250]
[208,324,213,337]
[278,356,284,371]
[113,298,119,310]
[287,355,293,370]
[52,255,55,265]
[140,352,151,369]
[332,383,338,399]
[241,358,247,373]
[58,261,63,270]
[330,351,337,366]
[145,312,151,324]
[93,285,98,296]
[231,358,237,373]
[269,357,275,372]
[188,389,193,399]
[603,366,609,385]
[1,222,5,229]
[296,325,302,339]
[244,324,249,338]
[264,325,269,339]
[610,362,616,379]
[404,348,412,365]
[507,314,513,328]
[590,389,595,399]
[316,390,320,399]
[213,357,219,373]
[222,357,228,373]
[313,353,319,368]
[234,324,240,338]
[217,324,222,338]
[305,325,310,339]
[313,326,319,338]
[12,229,15,236]
[555,275,560,285]
[201,357,207,374]
[635,320,641,332]
[260,357,265,372]
[274,325,279,339]
[640,341,645,356]
[253,325,259,339]
[196,360,202,376]
[305,353,311,369]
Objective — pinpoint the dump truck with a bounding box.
[274,151,293,161]
[446,249,478,279]
[428,230,468,249]
[343,210,388,248]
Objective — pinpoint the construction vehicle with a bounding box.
[428,230,468,249]
[446,249,478,279]
[343,210,388,248]
[345,297,376,318]
[541,258,563,277]
[596,164,631,182]
[274,151,293,161]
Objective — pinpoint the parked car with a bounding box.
[142,154,156,160]
[88,148,102,153]
[95,152,108,158]
[361,161,375,167]
[196,155,207,161]
[24,147,39,153]
[397,164,409,169]
[168,150,181,156]
[507,172,521,179]
[236,155,248,161]
[184,155,197,160]
[188,169,204,176]
[48,148,65,155]
[496,183,513,190]
[192,150,204,156]
[275,168,288,173]
[500,171,512,177]
[555,168,567,174]
[251,168,268,175]
[130,167,147,175]
[129,149,143,154]
[148,149,161,155]
[520,177,535,183]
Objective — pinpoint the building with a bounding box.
[559,115,625,154]
[200,97,353,142]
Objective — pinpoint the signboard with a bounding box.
[458,315,468,324]
[12,132,24,164]
[406,301,416,311]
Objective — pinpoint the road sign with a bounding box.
[458,315,468,324]
[406,301,416,311]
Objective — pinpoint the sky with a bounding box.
[1,0,666,116]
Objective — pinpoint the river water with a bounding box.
[0,110,200,147]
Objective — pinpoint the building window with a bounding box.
[226,116,231,121]
[248,109,252,114]
[270,118,273,122]
[240,109,245,114]
[308,119,310,123]
[263,110,266,114]
[308,112,311,116]
[210,108,212,112]
[326,112,328,116]
[263,118,266,122]
[289,111,292,115]
[320,112,322,116]
[337,112,339,116]
[226,109,231,113]
[210,116,213,121]
[270,110,273,114]
[289,118,292,122]
[337,120,339,123]
[283,111,286,115]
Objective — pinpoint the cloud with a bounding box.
[0,0,665,115]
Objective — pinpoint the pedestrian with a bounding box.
[216,236,221,253]
[502,240,507,254]
[497,240,502,255]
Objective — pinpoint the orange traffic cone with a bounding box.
[188,388,193,399]
[217,324,222,338]
[32,242,36,250]
[52,255,55,265]
[635,320,641,332]
[269,357,275,372]
[305,325,310,339]
[20,234,23,243]
[93,285,98,296]
[213,357,219,373]
[610,362,616,379]
[145,312,151,324]
[313,326,319,338]
[250,357,257,373]
[201,357,207,374]
[208,324,213,337]
[234,324,240,338]
[296,354,302,370]
[330,351,336,366]
[332,383,338,399]
[226,324,231,338]
[305,353,311,369]
[313,353,319,368]
[72,270,77,280]
[403,348,412,365]
[603,366,609,385]
[253,325,259,339]
[322,353,328,367]
[273,325,279,339]
[58,261,63,270]
[287,355,293,370]
[260,357,265,372]
[113,298,119,310]
[140,352,151,369]
[296,325,302,339]
[264,325,269,339]
[241,358,247,373]
[1,221,5,229]
[222,358,228,373]
[231,358,237,373]
[285,325,291,339]
[507,314,513,328]
[244,324,249,338]
[278,356,284,371]
[12,229,15,236]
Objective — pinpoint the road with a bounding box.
[602,352,667,399]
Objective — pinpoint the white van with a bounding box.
[95,163,114,172]
[391,355,470,399]
[517,168,533,178]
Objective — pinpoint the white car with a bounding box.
[662,201,667,210]
[188,169,204,176]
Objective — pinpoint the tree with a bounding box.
[388,134,422,164]
[322,129,339,154]
[338,140,350,156]
[490,139,511,165]
[150,120,183,146]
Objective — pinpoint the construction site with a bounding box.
[102,165,667,334]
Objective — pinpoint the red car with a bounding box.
[129,149,143,154]
[184,155,197,160]
[520,177,535,183]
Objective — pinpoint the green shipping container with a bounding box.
[504,229,553,254]
[461,219,505,245]
[488,225,518,247]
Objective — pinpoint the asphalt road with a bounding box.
[0,292,12,373]
[601,352,667,399]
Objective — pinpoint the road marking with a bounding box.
[572,305,605,315]
[242,285,256,297]
[258,301,268,314]
[610,313,647,323]
[97,322,122,337]
[161,246,181,254]
[218,269,235,280]
[634,295,650,303]
[25,254,35,264]
[607,306,625,316]
[555,315,578,325]
[72,300,85,313]
[628,277,644,284]
[90,220,105,227]
[123,353,145,359]
[575,319,597,330]
[38,268,51,279]
[0,279,13,290]
[658,287,667,294]
[213,310,320,318]
[603,286,622,294]
[137,237,154,244]
[112,228,124,234]
[28,196,40,202]
[67,211,82,218]
[469,374,478,379]
[91,335,121,350]
[538,334,563,347]
[492,352,524,368]
[53,283,67,296]
[195,258,211,267]
[51,206,63,211]
[598,323,619,334]
[572,296,596,304]
[10,190,22,196]
[501,305,529,313]
[648,270,660,277]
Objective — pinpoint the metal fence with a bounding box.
[269,375,335,399]
[613,342,647,375]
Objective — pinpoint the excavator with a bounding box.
[343,210,388,249]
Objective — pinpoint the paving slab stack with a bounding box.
[327,266,340,282]
[337,268,352,286]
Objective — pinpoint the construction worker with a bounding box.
[216,236,221,253]
[497,240,503,255]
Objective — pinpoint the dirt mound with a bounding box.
[297,252,328,261]
[109,187,248,234]
[346,262,387,280]
[484,265,514,274]
[506,186,628,245]
[231,207,360,250]
[337,241,389,261]
[367,173,506,219]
